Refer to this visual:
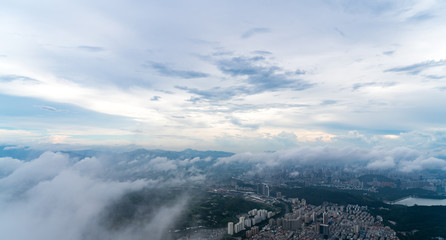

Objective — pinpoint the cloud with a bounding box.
[382,50,395,55]
[366,156,395,169]
[0,75,40,84]
[384,59,446,75]
[0,151,202,240]
[177,55,313,101]
[399,156,446,172]
[321,100,337,105]
[241,27,270,38]
[217,56,312,91]
[151,96,161,101]
[215,146,446,172]
[35,105,66,112]
[251,50,272,55]
[352,81,396,91]
[147,62,209,79]
[229,117,260,130]
[77,46,104,52]
[147,157,178,171]
[334,27,345,37]
[176,85,243,101]
[0,157,23,177]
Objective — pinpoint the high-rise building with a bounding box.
[305,214,311,223]
[257,183,270,196]
[245,230,252,238]
[252,226,259,235]
[354,224,359,233]
[244,218,251,228]
[319,224,329,239]
[228,222,234,235]
[239,216,245,229]
[234,222,242,233]
[323,212,328,224]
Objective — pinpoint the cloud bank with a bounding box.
[216,146,446,172]
[0,151,197,240]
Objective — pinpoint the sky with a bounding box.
[1,0,446,153]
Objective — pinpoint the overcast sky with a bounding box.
[1,0,446,153]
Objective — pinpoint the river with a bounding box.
[393,197,446,206]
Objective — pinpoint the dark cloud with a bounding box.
[77,46,105,52]
[384,59,446,75]
[241,27,270,39]
[146,62,209,79]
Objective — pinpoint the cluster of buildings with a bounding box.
[227,208,276,236]
[245,200,398,240]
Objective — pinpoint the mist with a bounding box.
[0,151,193,240]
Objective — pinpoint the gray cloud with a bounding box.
[384,59,446,75]
[217,56,312,92]
[408,12,435,22]
[146,62,209,79]
[241,27,270,39]
[177,55,313,102]
[228,117,260,130]
[77,45,105,52]
[382,50,395,56]
[150,96,161,101]
[321,100,338,105]
[177,85,244,101]
[251,50,272,55]
[334,27,345,37]
[35,105,66,112]
[0,75,40,84]
[352,81,396,91]
[425,75,445,80]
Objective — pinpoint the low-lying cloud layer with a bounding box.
[216,146,446,172]
[0,151,198,240]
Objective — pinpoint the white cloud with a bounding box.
[0,151,193,240]
[0,1,446,151]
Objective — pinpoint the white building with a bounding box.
[228,222,234,235]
